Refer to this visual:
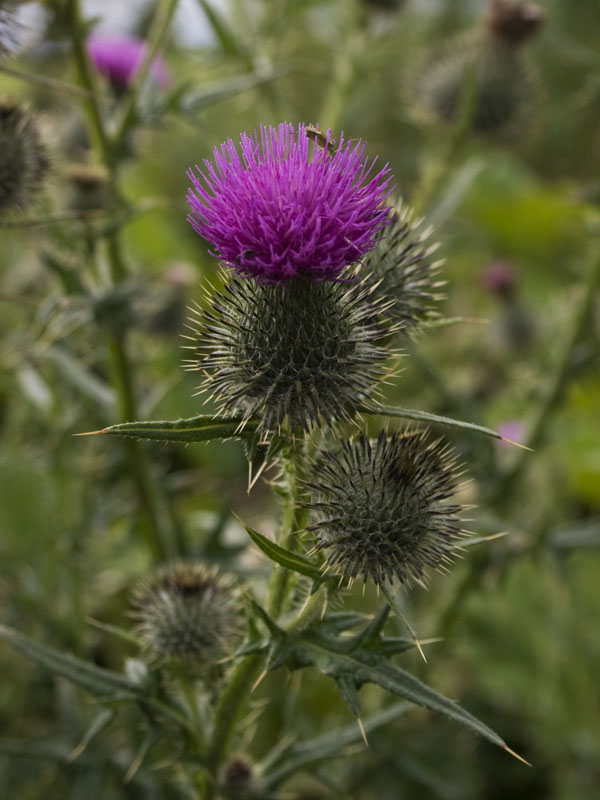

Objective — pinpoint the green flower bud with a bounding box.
[185,275,392,434]
[131,564,242,666]
[306,430,464,586]
[0,102,49,214]
[363,203,444,335]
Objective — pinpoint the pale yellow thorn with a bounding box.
[357,717,369,748]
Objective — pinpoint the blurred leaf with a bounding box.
[243,523,323,579]
[0,625,143,702]
[66,709,115,763]
[258,702,411,791]
[179,69,286,114]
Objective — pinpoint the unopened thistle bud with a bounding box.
[407,2,545,139]
[306,431,465,586]
[67,162,110,211]
[131,564,242,665]
[0,102,48,214]
[186,275,390,434]
[363,203,443,334]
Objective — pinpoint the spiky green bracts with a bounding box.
[0,102,48,214]
[306,431,465,586]
[132,564,242,665]
[407,1,545,139]
[363,204,444,334]
[186,276,392,434]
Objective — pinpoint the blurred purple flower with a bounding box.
[186,122,393,284]
[496,420,526,448]
[86,35,170,91]
[482,261,517,298]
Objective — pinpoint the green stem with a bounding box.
[113,0,180,150]
[66,0,112,164]
[203,444,307,797]
[438,242,600,636]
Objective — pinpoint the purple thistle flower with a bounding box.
[86,35,170,92]
[186,122,393,284]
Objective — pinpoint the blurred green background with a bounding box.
[1,0,599,797]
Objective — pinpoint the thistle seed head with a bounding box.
[363,203,444,334]
[185,275,391,434]
[131,564,242,665]
[306,430,465,586]
[407,33,539,139]
[0,102,48,214]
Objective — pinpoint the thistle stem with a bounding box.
[438,241,600,636]
[67,0,175,562]
[203,442,308,797]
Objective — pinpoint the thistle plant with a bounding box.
[12,3,600,798]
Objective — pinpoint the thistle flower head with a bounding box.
[306,431,464,586]
[363,203,444,334]
[186,122,393,284]
[0,102,48,215]
[131,564,242,665]
[86,35,170,92]
[186,274,390,434]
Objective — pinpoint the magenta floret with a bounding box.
[86,35,170,91]
[186,123,393,283]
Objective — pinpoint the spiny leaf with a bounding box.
[75,413,258,443]
[361,402,531,448]
[243,524,323,579]
[0,625,143,701]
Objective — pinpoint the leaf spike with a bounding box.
[503,745,533,767]
[251,668,268,693]
[382,585,427,663]
[73,428,109,436]
[357,717,369,748]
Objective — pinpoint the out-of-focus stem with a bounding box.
[114,0,180,150]
[67,0,175,561]
[438,241,600,636]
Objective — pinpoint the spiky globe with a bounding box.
[306,431,464,586]
[408,34,539,139]
[186,122,393,284]
[185,275,390,434]
[363,203,444,334]
[485,0,546,46]
[0,102,48,215]
[132,564,242,665]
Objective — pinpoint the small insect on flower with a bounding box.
[131,564,243,667]
[0,102,48,215]
[305,430,466,587]
[305,124,338,156]
[186,122,393,284]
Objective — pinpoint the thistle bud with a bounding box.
[186,275,390,434]
[67,162,110,211]
[131,564,242,666]
[0,102,48,215]
[306,431,464,586]
[363,203,443,334]
[485,0,546,46]
[407,2,544,139]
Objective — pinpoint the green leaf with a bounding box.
[76,414,258,443]
[180,69,285,114]
[300,632,509,751]
[361,403,526,446]
[244,524,323,579]
[257,702,411,791]
[0,625,143,701]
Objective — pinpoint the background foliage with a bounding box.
[1,0,599,797]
